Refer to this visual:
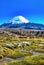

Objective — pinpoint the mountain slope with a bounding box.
[9,16,29,24]
[0,16,44,30]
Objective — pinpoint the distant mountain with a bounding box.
[0,16,44,30]
[9,16,30,24]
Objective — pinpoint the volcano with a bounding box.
[0,16,44,30]
[9,16,30,24]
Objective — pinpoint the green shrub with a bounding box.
[24,55,44,65]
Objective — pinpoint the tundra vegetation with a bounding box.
[0,29,44,65]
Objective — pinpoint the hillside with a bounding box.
[0,29,44,38]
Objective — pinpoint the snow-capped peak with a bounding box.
[9,16,30,24]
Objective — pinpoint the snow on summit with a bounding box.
[9,16,29,24]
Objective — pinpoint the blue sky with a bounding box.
[0,0,44,24]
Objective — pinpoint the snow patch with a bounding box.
[9,16,30,24]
